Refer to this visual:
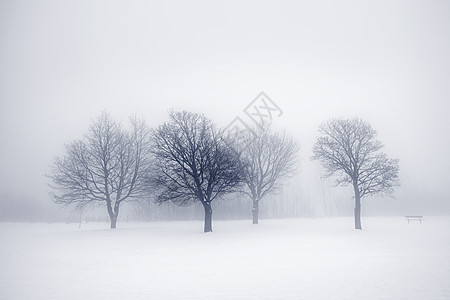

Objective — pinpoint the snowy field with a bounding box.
[1,217,449,300]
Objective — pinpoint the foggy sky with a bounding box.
[1,0,450,218]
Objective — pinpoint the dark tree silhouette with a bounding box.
[48,112,153,229]
[233,125,299,224]
[312,117,400,229]
[152,110,242,232]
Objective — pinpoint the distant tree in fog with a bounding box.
[312,117,400,230]
[151,110,242,232]
[48,112,152,229]
[232,124,299,224]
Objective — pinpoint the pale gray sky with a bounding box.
[1,0,449,216]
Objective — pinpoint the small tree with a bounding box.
[234,125,299,224]
[48,112,152,229]
[312,117,400,229]
[152,110,242,232]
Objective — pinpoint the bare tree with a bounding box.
[312,117,400,229]
[151,110,242,232]
[234,125,299,224]
[48,112,153,229]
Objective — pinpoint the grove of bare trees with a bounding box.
[48,110,399,232]
[312,117,400,229]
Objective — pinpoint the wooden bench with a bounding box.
[405,216,424,224]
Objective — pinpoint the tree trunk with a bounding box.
[203,202,213,232]
[110,215,117,229]
[111,202,120,229]
[252,199,259,224]
[353,183,362,230]
[107,204,119,229]
[78,208,83,229]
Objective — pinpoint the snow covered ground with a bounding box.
[1,217,449,300]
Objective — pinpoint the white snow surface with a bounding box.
[1,217,449,300]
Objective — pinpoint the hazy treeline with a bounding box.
[0,184,349,223]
